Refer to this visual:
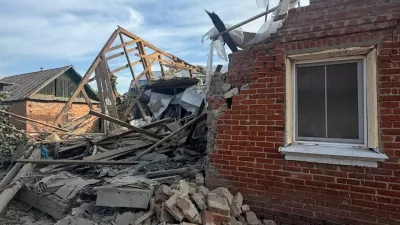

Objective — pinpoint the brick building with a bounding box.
[0,66,99,134]
[206,0,400,224]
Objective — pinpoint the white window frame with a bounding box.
[293,57,366,146]
[280,46,387,167]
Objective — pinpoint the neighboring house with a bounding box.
[0,66,99,134]
[207,0,400,225]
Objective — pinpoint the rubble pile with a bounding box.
[21,175,277,225]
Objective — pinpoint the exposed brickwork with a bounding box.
[26,100,99,133]
[207,0,400,224]
[7,100,99,134]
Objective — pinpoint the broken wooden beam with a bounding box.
[96,117,175,143]
[84,141,152,161]
[0,146,41,213]
[0,109,69,132]
[89,110,162,140]
[132,112,206,160]
[15,159,141,166]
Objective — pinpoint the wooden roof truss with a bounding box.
[53,26,203,128]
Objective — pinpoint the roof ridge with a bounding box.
[1,65,71,80]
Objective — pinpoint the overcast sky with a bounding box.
[0,0,309,92]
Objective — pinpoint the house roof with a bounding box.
[0,65,98,102]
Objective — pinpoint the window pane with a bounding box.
[297,66,326,138]
[326,62,360,140]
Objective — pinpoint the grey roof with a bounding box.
[0,65,98,102]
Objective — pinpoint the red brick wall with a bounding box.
[7,100,27,130]
[206,0,400,224]
[26,100,99,134]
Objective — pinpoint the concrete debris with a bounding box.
[206,192,231,216]
[96,186,152,209]
[222,83,231,92]
[165,193,185,222]
[176,196,202,224]
[241,205,251,213]
[197,186,210,195]
[211,187,233,205]
[115,212,136,225]
[191,192,206,211]
[245,211,260,225]
[224,87,238,99]
[202,211,215,225]
[231,217,243,225]
[263,220,277,225]
[231,192,243,217]
[195,173,204,185]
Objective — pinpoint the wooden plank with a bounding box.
[84,141,152,161]
[89,110,162,140]
[16,159,141,166]
[135,52,160,59]
[53,28,121,126]
[0,109,69,132]
[81,89,93,109]
[132,59,158,85]
[158,55,165,77]
[105,39,141,53]
[132,112,206,160]
[137,103,147,121]
[110,60,141,74]
[59,142,87,153]
[95,117,175,143]
[119,33,136,81]
[0,147,41,213]
[119,27,199,71]
[95,59,120,131]
[105,47,136,60]
[136,40,153,80]
[123,88,145,121]
[185,100,205,145]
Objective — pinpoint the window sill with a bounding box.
[279,144,388,168]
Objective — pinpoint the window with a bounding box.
[280,47,388,167]
[295,60,364,145]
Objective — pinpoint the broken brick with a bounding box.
[176,196,202,224]
[206,193,231,216]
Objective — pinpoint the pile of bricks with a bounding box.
[154,173,276,225]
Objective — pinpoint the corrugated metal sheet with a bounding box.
[0,66,70,101]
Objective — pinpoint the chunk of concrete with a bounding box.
[202,211,215,225]
[176,196,202,224]
[195,173,205,185]
[246,211,260,225]
[115,212,136,225]
[263,220,277,225]
[206,193,231,216]
[96,187,152,209]
[178,180,191,196]
[156,203,176,223]
[224,88,238,99]
[211,187,233,205]
[197,186,210,195]
[231,192,243,217]
[231,217,242,225]
[241,204,250,213]
[191,192,206,211]
[165,193,185,222]
[222,83,232,92]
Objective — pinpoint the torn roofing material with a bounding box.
[0,65,98,102]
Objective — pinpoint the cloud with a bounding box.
[0,0,310,92]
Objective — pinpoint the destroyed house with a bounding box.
[207,0,400,224]
[0,66,99,133]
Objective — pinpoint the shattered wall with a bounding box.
[206,0,400,224]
